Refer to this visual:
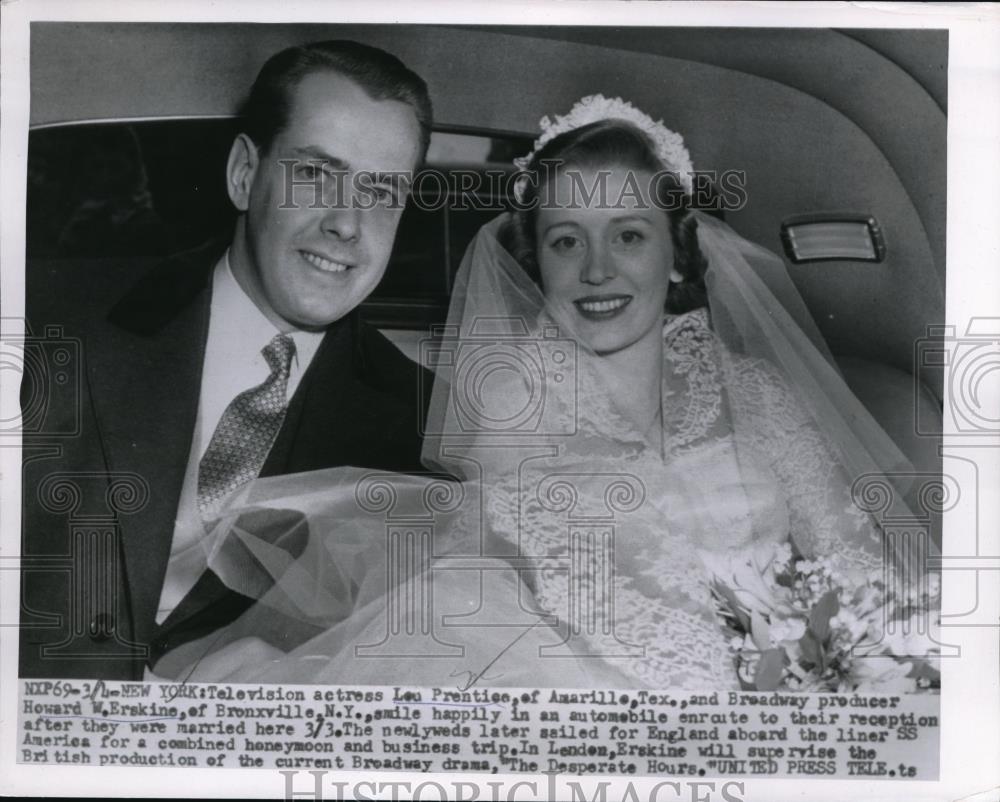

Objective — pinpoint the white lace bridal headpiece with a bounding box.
[513,93,695,194]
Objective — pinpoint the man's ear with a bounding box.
[226,133,260,212]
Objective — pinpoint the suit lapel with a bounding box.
[86,243,223,648]
[263,315,418,476]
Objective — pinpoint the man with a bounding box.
[20,40,434,679]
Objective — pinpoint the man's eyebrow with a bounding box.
[289,146,349,170]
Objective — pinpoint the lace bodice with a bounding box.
[483,309,883,689]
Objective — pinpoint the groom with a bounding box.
[19,41,434,679]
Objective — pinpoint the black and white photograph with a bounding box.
[1,2,997,800]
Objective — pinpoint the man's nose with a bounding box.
[321,201,361,242]
[581,243,614,284]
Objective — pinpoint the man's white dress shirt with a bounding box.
[154,252,323,623]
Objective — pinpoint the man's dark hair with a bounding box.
[238,39,433,165]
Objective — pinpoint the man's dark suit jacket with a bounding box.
[19,240,433,679]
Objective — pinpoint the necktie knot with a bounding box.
[263,333,296,377]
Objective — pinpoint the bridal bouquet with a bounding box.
[705,540,941,693]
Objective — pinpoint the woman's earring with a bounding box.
[669,268,684,283]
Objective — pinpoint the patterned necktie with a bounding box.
[197,333,296,519]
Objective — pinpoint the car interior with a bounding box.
[25,22,946,498]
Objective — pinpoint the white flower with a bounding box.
[770,616,807,643]
[883,613,937,658]
[831,609,868,642]
[772,541,794,572]
[513,94,695,193]
[797,559,819,575]
[851,583,884,617]
[701,543,790,617]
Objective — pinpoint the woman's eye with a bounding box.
[551,235,581,252]
[618,229,644,245]
[296,163,321,179]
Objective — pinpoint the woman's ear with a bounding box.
[226,133,259,212]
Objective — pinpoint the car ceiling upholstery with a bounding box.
[29,23,945,398]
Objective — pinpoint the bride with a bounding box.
[150,96,914,689]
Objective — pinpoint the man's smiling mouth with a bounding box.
[574,294,632,319]
[300,250,353,273]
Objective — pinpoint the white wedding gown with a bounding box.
[154,309,883,690]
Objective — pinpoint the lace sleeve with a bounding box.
[726,355,884,577]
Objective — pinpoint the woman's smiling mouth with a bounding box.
[300,250,352,273]
[574,294,633,319]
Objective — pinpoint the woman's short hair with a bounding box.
[238,39,433,166]
[501,119,708,314]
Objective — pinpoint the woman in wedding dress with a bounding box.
[151,97,913,690]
